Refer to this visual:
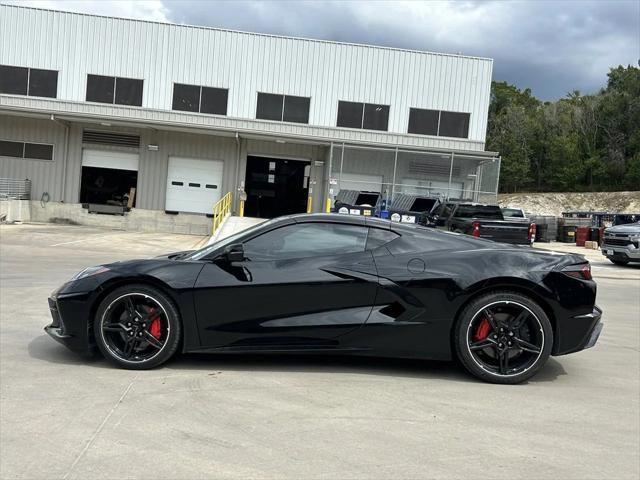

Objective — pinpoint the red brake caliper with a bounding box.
[474,318,491,341]
[147,308,162,339]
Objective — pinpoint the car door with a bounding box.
[193,220,379,349]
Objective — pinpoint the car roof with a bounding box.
[286,212,433,233]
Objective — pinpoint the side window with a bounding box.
[244,223,367,260]
[366,228,400,250]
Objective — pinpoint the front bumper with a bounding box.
[44,292,93,354]
[601,246,640,261]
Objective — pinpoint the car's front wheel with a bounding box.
[94,284,181,369]
[454,291,553,384]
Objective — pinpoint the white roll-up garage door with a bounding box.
[82,149,139,171]
[338,173,383,193]
[166,157,224,214]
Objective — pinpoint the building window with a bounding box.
[438,111,470,138]
[0,140,53,160]
[336,101,389,131]
[256,93,310,124]
[408,108,470,138]
[408,108,439,136]
[86,74,143,106]
[172,83,228,115]
[0,65,58,98]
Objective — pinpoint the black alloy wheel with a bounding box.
[94,284,181,369]
[455,291,553,384]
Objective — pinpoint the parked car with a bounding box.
[601,221,640,265]
[431,202,536,245]
[46,214,602,384]
[387,193,441,226]
[501,207,529,223]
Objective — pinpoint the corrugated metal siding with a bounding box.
[0,114,68,201]
[0,5,493,143]
[0,95,488,153]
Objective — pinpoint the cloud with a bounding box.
[5,0,639,100]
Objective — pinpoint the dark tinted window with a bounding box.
[366,228,400,250]
[27,68,58,98]
[0,140,24,157]
[283,95,310,123]
[454,205,503,219]
[438,111,470,138]
[244,223,368,260]
[114,77,143,106]
[337,101,363,128]
[172,83,200,112]
[363,104,389,131]
[408,108,439,135]
[200,87,228,115]
[0,65,28,95]
[502,208,524,218]
[256,93,284,121]
[86,74,115,103]
[24,143,53,160]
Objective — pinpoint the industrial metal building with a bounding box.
[0,5,499,232]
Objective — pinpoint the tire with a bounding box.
[454,291,553,384]
[94,284,182,369]
[609,258,629,266]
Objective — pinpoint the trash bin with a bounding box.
[561,226,577,243]
[576,227,589,246]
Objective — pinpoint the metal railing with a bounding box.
[0,178,32,200]
[212,192,233,235]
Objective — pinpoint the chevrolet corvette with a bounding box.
[45,214,603,384]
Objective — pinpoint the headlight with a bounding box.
[70,266,110,281]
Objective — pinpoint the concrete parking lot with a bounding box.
[1,223,639,480]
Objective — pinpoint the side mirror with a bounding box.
[223,243,245,262]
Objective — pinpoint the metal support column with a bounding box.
[390,146,398,202]
[326,142,334,212]
[447,152,455,200]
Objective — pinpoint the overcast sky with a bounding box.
[7,0,640,100]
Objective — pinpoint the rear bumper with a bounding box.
[553,306,603,356]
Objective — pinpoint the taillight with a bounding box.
[528,223,537,242]
[472,221,480,237]
[562,263,592,280]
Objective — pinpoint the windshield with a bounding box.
[455,205,503,219]
[502,208,525,218]
[613,214,640,226]
[186,218,274,260]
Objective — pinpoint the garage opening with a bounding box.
[244,155,309,218]
[80,150,138,208]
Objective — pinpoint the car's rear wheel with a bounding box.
[609,259,629,266]
[454,291,553,384]
[94,284,181,369]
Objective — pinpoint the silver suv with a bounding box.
[602,220,640,266]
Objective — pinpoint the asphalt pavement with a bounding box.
[1,224,638,480]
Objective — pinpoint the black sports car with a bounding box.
[45,214,603,384]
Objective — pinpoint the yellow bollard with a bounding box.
[307,196,313,213]
[325,198,332,213]
[239,200,245,217]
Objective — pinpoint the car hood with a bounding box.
[605,223,640,234]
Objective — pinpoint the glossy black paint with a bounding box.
[46,214,601,363]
